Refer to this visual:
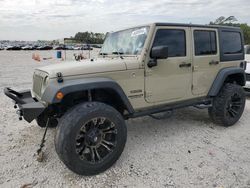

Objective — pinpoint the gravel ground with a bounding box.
[0,50,250,188]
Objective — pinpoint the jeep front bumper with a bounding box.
[4,87,45,123]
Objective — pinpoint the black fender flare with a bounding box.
[41,77,135,114]
[208,67,246,97]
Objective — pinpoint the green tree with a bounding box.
[240,24,250,45]
[210,16,237,25]
[74,31,105,44]
[209,16,250,44]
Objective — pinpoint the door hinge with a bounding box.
[145,69,153,77]
[193,66,198,72]
[145,91,153,98]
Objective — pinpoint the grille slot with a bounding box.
[33,73,45,96]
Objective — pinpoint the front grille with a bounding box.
[32,71,46,96]
[246,73,250,81]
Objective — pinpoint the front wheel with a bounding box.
[208,83,246,127]
[55,102,127,176]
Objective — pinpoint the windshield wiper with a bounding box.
[112,51,124,55]
[99,52,108,55]
[112,51,124,59]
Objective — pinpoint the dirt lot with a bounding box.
[0,50,250,188]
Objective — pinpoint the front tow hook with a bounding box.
[16,109,23,120]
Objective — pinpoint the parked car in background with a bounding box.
[82,44,93,50]
[65,45,74,50]
[244,45,250,92]
[92,44,102,48]
[6,46,22,50]
[54,45,67,50]
[22,45,35,50]
[73,46,81,50]
[36,46,53,50]
[245,45,250,54]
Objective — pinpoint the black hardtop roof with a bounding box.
[155,23,241,30]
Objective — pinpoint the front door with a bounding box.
[145,26,192,103]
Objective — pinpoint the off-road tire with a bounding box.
[208,83,246,127]
[55,102,127,176]
[36,110,58,128]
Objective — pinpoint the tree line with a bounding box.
[209,16,250,44]
[73,32,105,44]
[71,16,250,45]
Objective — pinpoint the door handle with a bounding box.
[209,60,219,65]
[179,63,191,68]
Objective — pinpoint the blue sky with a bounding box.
[0,0,249,40]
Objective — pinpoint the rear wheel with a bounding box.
[208,83,246,127]
[55,102,127,175]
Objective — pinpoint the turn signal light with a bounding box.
[56,91,64,100]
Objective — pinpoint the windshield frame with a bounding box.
[100,25,150,57]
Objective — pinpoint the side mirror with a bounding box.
[150,46,169,59]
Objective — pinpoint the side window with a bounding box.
[152,29,186,57]
[222,31,242,54]
[194,30,217,56]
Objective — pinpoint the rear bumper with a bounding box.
[4,87,45,123]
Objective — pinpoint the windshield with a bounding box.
[100,26,149,55]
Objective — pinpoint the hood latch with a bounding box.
[56,72,63,83]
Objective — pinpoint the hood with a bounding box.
[37,58,137,78]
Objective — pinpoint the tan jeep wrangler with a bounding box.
[4,23,247,175]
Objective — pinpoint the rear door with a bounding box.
[145,26,192,103]
[191,28,220,95]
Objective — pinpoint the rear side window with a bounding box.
[222,31,243,54]
[152,29,186,57]
[194,30,217,55]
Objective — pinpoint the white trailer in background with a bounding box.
[244,45,250,91]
